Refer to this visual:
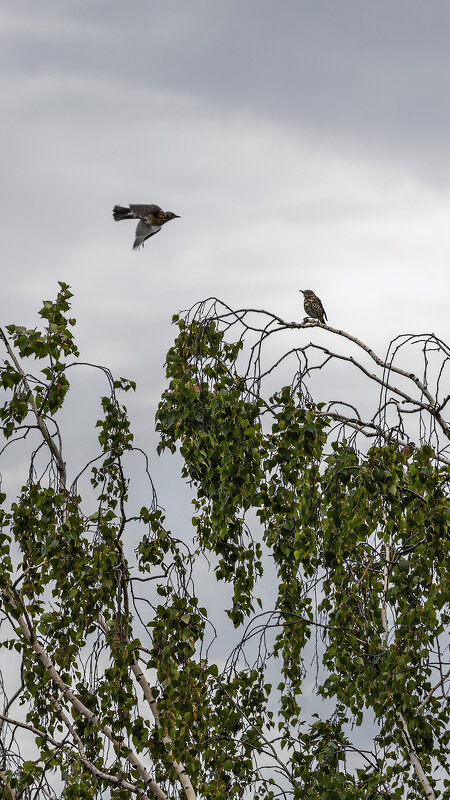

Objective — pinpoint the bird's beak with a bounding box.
[173,214,181,218]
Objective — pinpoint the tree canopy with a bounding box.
[0,284,448,800]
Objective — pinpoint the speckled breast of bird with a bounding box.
[151,209,168,226]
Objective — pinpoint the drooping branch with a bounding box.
[1,587,168,800]
[130,657,197,800]
[97,606,198,800]
[0,327,67,491]
[395,712,437,800]
[0,710,154,800]
[417,668,450,711]
[379,508,436,800]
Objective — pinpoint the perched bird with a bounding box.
[113,204,180,250]
[401,442,416,459]
[300,289,328,324]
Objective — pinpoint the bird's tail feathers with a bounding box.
[112,205,132,221]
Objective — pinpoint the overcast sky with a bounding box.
[2,1,450,499]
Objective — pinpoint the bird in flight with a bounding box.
[300,289,328,324]
[112,204,180,250]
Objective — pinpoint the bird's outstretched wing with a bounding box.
[129,204,162,219]
[133,220,161,250]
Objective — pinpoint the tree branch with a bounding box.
[97,615,198,800]
[379,511,436,800]
[0,711,154,800]
[0,327,67,491]
[417,668,450,711]
[1,588,168,800]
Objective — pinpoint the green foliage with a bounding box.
[157,318,264,625]
[155,310,449,799]
[0,290,448,800]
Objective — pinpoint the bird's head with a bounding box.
[300,289,315,298]
[165,212,180,221]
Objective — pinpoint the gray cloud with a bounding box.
[3,1,450,175]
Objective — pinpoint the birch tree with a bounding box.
[0,286,448,800]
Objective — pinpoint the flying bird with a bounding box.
[112,204,180,250]
[300,289,328,324]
